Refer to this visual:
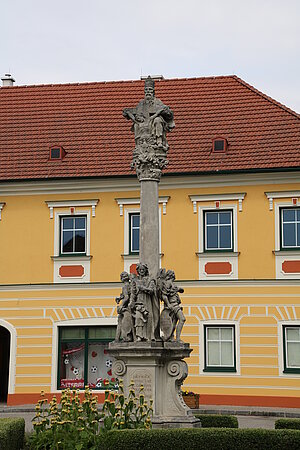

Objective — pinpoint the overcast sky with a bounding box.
[1,0,299,112]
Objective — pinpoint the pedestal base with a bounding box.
[108,341,201,428]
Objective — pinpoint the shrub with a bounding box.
[0,418,25,450]
[195,414,238,428]
[98,428,300,450]
[275,418,300,430]
[28,382,152,449]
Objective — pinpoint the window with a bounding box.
[204,325,236,372]
[283,326,300,373]
[58,326,117,389]
[212,138,227,153]
[49,146,66,160]
[281,208,300,249]
[60,216,86,255]
[129,213,140,253]
[204,210,233,251]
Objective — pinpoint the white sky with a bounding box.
[1,0,299,112]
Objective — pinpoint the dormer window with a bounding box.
[212,138,227,153]
[49,146,66,160]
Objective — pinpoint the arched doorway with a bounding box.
[0,327,10,402]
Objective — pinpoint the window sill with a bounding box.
[203,367,237,373]
[283,369,300,374]
[273,250,300,256]
[196,252,239,258]
[51,255,93,261]
[122,253,164,259]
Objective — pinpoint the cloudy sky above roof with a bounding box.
[1,0,299,112]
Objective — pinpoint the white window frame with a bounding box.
[200,321,240,375]
[199,204,237,254]
[60,215,87,255]
[204,209,233,252]
[129,212,140,254]
[280,207,300,250]
[54,210,91,257]
[278,322,300,376]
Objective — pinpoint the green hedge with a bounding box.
[0,418,25,450]
[275,418,300,430]
[195,414,238,428]
[98,428,300,450]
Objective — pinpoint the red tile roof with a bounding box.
[0,75,299,181]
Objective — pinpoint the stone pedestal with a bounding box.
[109,341,201,428]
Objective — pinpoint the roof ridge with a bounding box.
[233,76,300,119]
[1,74,237,90]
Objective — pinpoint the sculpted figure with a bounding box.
[134,303,149,341]
[123,76,175,150]
[115,271,134,342]
[131,263,156,341]
[158,269,186,343]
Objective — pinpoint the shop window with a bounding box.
[58,326,117,389]
[129,213,140,253]
[283,326,300,373]
[204,210,233,251]
[60,216,87,255]
[204,325,236,372]
[281,208,300,249]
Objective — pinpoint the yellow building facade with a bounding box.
[0,171,300,407]
[0,75,299,408]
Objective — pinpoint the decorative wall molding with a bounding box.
[115,196,170,216]
[265,191,300,211]
[0,203,5,220]
[189,193,246,213]
[46,200,99,218]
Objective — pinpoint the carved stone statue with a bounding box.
[158,269,186,342]
[131,263,157,341]
[115,271,134,342]
[123,76,175,181]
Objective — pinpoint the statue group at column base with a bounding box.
[108,340,201,428]
[110,265,201,427]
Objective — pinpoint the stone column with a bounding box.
[140,180,159,278]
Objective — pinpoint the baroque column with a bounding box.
[123,76,175,279]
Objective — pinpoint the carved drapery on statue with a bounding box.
[114,266,186,344]
[123,76,175,181]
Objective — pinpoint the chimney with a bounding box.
[1,74,15,87]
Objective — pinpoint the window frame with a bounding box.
[280,207,300,251]
[203,325,236,372]
[282,325,300,374]
[212,138,227,153]
[57,325,116,390]
[129,212,140,254]
[60,215,87,256]
[203,209,234,253]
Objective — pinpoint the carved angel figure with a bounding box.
[115,271,134,342]
[157,269,186,342]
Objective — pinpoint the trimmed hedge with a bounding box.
[195,414,238,428]
[275,418,300,430]
[98,428,300,450]
[0,418,25,450]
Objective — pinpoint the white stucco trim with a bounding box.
[0,319,16,394]
[196,203,239,280]
[46,200,99,219]
[190,193,246,213]
[51,317,117,393]
[115,196,170,216]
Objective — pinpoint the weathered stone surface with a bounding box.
[123,76,174,182]
[109,341,200,427]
